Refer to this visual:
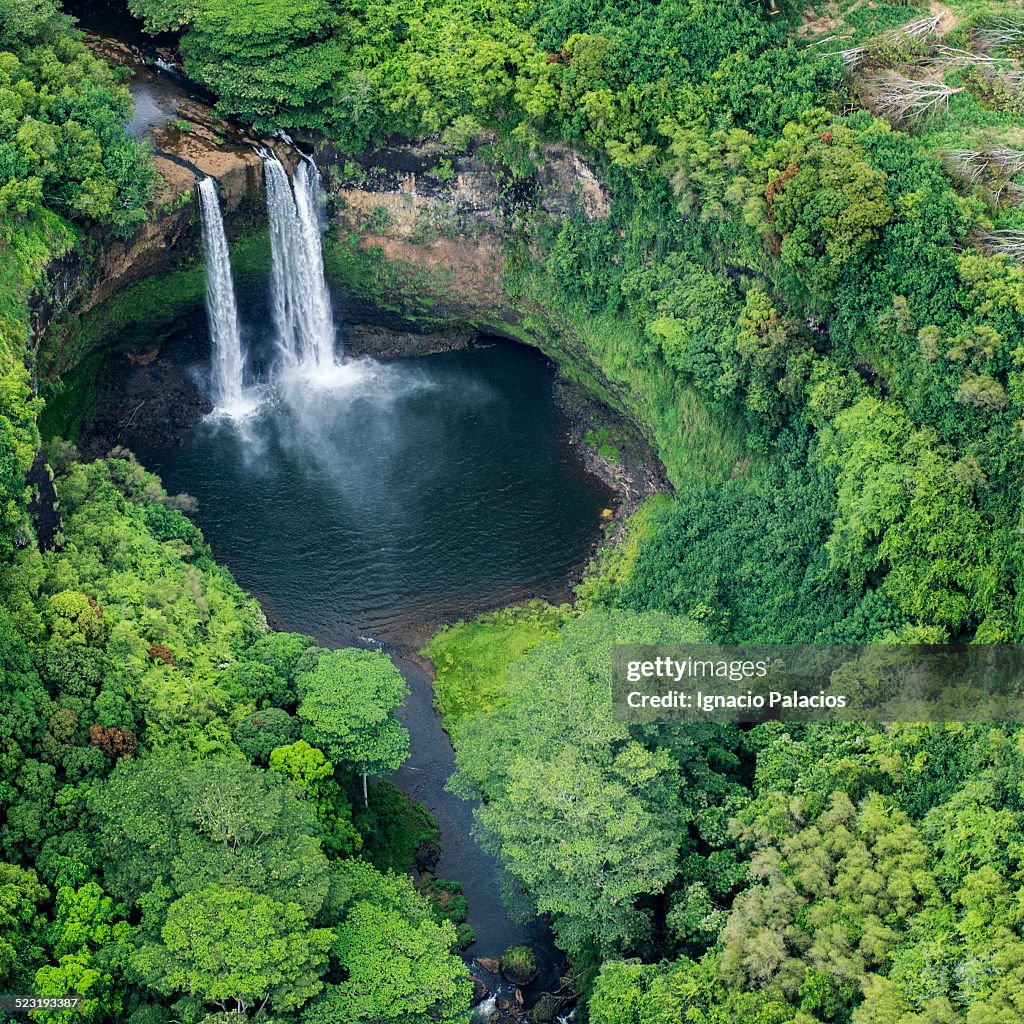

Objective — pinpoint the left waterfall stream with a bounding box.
[197,176,251,416]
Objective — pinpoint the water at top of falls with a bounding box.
[197,177,254,418]
[261,151,339,381]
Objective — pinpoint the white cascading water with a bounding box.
[261,151,338,375]
[197,176,249,415]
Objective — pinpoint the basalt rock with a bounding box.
[486,994,525,1022]
[531,992,573,1023]
[470,977,490,1006]
[319,136,609,330]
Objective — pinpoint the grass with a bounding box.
[584,425,622,463]
[515,275,756,490]
[576,494,673,608]
[423,600,569,723]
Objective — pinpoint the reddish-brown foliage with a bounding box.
[148,642,177,666]
[89,724,138,760]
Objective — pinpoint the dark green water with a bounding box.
[127,338,611,646]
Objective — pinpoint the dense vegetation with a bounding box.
[0,444,471,1022]
[5,0,1024,1019]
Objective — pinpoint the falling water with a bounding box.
[197,177,248,414]
[261,151,338,374]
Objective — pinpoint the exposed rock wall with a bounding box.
[319,138,609,329]
[49,34,292,325]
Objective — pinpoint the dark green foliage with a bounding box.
[180,0,346,130]
[353,781,440,875]
[233,707,300,764]
[620,434,903,642]
[7,0,1024,1019]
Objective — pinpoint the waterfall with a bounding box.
[261,151,338,374]
[197,176,248,414]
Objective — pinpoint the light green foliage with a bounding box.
[270,740,362,856]
[722,792,935,994]
[0,862,46,987]
[32,455,265,751]
[589,954,808,1024]
[756,119,894,301]
[0,4,153,234]
[304,859,470,1024]
[501,944,536,978]
[449,610,745,964]
[581,725,1024,1022]
[135,886,333,1014]
[32,883,130,1024]
[423,600,567,721]
[576,495,670,608]
[127,0,199,32]
[298,649,410,782]
[89,750,330,919]
[821,397,1003,636]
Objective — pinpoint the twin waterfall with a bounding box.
[263,154,337,372]
[197,151,341,417]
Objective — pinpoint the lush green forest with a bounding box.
[4,0,1024,1020]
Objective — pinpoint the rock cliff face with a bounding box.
[51,34,610,353]
[317,138,609,330]
[79,116,275,315]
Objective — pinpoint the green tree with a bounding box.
[304,860,470,1024]
[89,751,329,920]
[298,650,409,806]
[135,886,332,1014]
[32,883,130,1024]
[179,0,347,130]
[0,862,46,988]
[270,740,361,856]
